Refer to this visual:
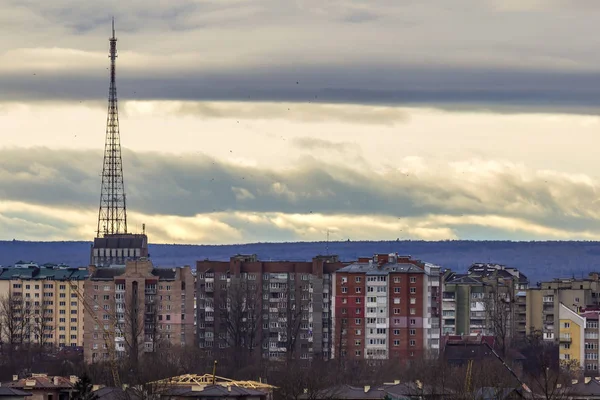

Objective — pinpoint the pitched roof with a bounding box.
[5,375,75,390]
[167,385,266,398]
[0,387,32,397]
[571,378,600,396]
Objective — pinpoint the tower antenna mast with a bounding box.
[97,17,128,237]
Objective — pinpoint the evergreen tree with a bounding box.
[73,373,98,400]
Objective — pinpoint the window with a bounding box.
[410,287,416,294]
[355,350,361,356]
[563,322,571,328]
[341,277,348,284]
[588,321,599,329]
[394,298,400,304]
[394,287,401,293]
[410,319,416,325]
[342,287,348,293]
[410,308,416,315]
[393,329,400,335]
[410,298,416,304]
[409,340,416,346]
[355,298,361,304]
[355,340,361,346]
[355,329,362,335]
[394,308,400,315]
[410,277,416,283]
[355,277,362,283]
[394,277,400,283]
[393,340,400,346]
[342,298,347,304]
[409,329,416,336]
[355,308,361,314]
[355,318,362,325]
[355,287,362,294]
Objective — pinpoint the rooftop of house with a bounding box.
[0,387,32,397]
[300,381,453,400]
[0,265,88,281]
[4,374,78,390]
[165,385,267,398]
[571,378,600,396]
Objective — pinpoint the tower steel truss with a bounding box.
[97,18,128,237]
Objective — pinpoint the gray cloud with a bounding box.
[1,147,600,238]
[4,1,600,114]
[4,65,600,115]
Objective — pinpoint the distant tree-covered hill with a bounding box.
[1,240,599,283]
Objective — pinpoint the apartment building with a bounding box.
[83,259,195,363]
[442,263,529,338]
[527,274,600,342]
[557,303,600,375]
[331,253,442,361]
[0,264,88,348]
[195,254,347,360]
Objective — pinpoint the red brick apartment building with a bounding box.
[83,259,195,363]
[332,254,442,361]
[196,254,347,360]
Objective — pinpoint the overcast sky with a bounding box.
[2,0,600,244]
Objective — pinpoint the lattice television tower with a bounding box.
[97,18,127,237]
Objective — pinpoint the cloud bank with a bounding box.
[1,147,599,243]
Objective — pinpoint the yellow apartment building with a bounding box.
[559,303,585,369]
[0,263,88,348]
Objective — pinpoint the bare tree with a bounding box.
[482,284,513,357]
[31,300,55,350]
[0,293,31,355]
[521,330,577,400]
[283,291,304,360]
[272,359,340,400]
[219,277,261,367]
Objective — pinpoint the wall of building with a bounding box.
[559,303,585,368]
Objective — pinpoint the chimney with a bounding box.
[228,386,232,392]
[70,376,78,385]
[586,377,592,384]
[53,377,59,386]
[12,375,18,382]
[364,386,370,393]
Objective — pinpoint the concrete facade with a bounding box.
[331,254,442,361]
[526,274,600,342]
[442,263,529,339]
[84,259,195,363]
[195,254,347,360]
[0,264,88,348]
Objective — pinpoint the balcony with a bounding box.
[559,335,572,343]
